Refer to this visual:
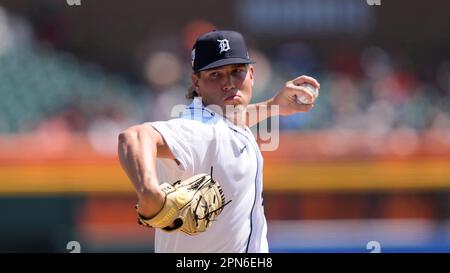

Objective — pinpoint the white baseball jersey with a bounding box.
[146,97,268,253]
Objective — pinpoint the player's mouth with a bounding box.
[224,94,241,102]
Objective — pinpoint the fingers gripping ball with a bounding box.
[136,174,230,236]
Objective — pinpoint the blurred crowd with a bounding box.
[1,7,449,155]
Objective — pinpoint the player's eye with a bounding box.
[209,71,220,79]
[233,67,247,76]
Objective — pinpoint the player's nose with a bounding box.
[223,73,236,91]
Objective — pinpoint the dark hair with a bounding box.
[186,72,201,99]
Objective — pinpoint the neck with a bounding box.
[224,105,247,127]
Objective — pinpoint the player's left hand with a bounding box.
[270,75,320,116]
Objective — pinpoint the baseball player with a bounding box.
[118,30,320,253]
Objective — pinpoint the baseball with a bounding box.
[296,94,310,104]
[295,83,319,104]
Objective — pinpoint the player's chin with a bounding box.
[224,97,244,106]
[223,100,248,113]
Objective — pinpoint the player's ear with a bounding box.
[249,65,254,87]
[191,73,201,95]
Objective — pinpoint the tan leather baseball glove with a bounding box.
[136,173,230,236]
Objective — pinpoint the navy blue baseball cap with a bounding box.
[191,30,255,72]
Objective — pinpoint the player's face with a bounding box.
[192,64,254,114]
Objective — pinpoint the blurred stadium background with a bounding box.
[1,0,450,252]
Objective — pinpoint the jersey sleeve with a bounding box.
[146,119,218,173]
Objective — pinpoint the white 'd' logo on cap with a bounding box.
[191,48,195,67]
[217,39,230,54]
